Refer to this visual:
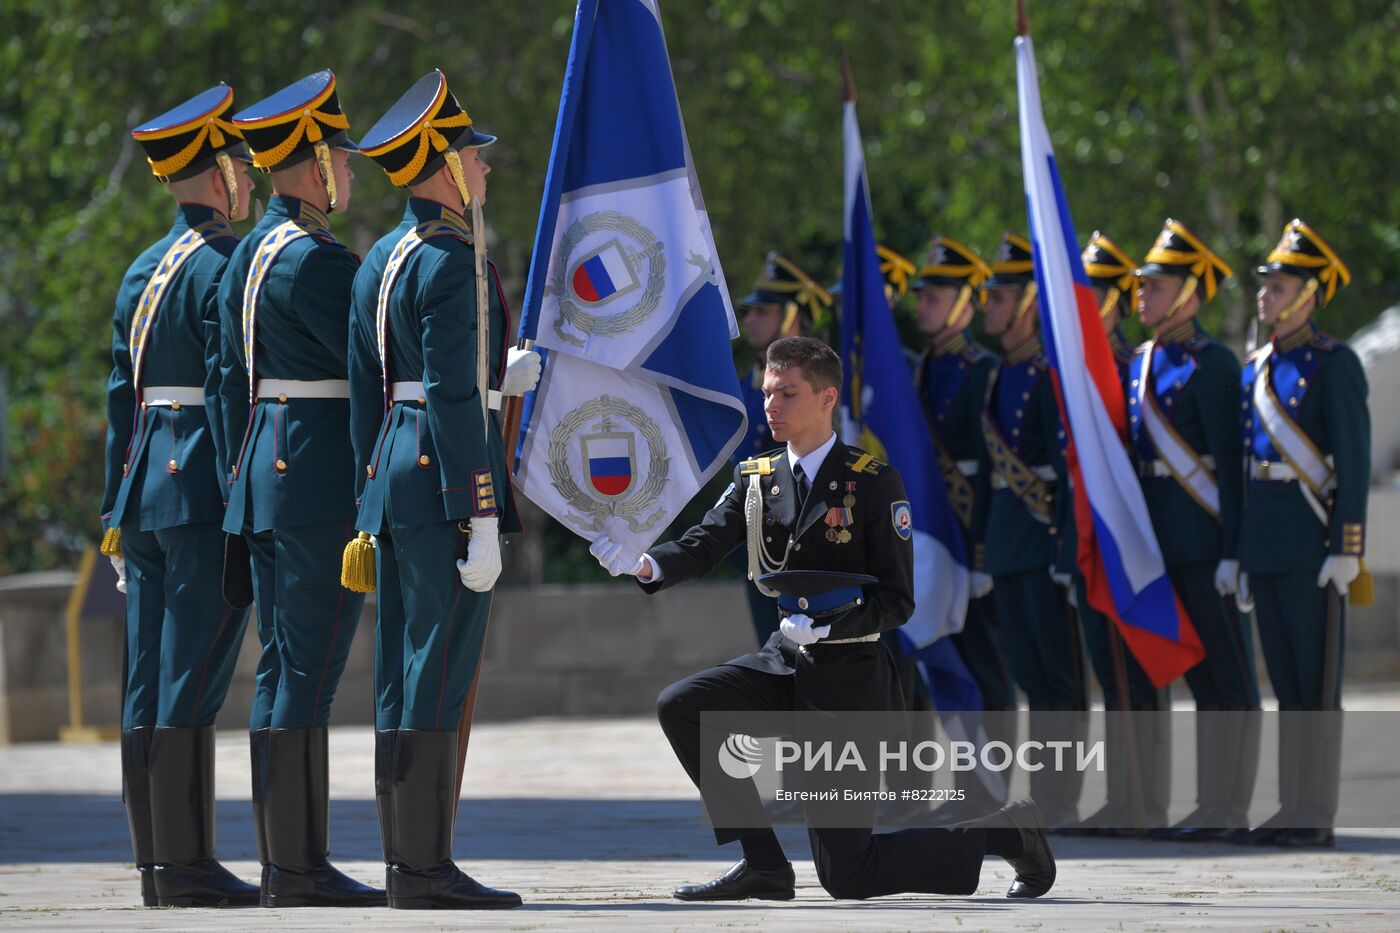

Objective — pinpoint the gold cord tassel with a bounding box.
[314,141,338,210]
[100,526,123,558]
[1351,558,1374,607]
[340,532,376,593]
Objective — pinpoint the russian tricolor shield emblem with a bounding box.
[582,429,636,498]
[569,239,638,305]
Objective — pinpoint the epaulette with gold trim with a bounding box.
[739,455,777,476]
[962,342,995,365]
[1184,332,1216,353]
[846,451,886,475]
[1310,332,1342,352]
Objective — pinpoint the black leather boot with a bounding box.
[249,729,271,890]
[386,730,521,909]
[375,729,398,878]
[121,728,157,906]
[149,727,260,907]
[262,728,385,907]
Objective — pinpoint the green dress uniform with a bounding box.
[648,438,1054,901]
[976,233,1085,827]
[1130,219,1259,841]
[101,84,260,909]
[912,236,1016,821]
[216,70,382,908]
[346,71,522,910]
[1237,220,1369,848]
[1059,233,1171,835]
[727,252,832,647]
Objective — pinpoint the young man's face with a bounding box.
[981,285,1021,336]
[742,303,784,352]
[1256,272,1313,327]
[460,146,490,205]
[914,284,961,337]
[1136,274,1196,329]
[762,365,835,443]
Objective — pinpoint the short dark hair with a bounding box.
[765,336,842,393]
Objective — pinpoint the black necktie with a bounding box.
[794,462,811,505]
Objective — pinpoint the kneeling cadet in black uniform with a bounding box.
[590,336,1055,902]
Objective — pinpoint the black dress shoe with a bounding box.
[387,863,522,909]
[154,858,261,908]
[1273,828,1334,848]
[1227,826,1280,846]
[674,860,795,902]
[1000,800,1056,899]
[1171,826,1233,843]
[264,861,387,908]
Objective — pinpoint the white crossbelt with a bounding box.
[141,386,204,407]
[955,459,979,477]
[990,463,1056,488]
[391,381,502,411]
[822,633,882,645]
[257,378,350,400]
[1139,454,1216,479]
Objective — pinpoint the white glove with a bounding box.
[1317,555,1361,594]
[780,612,831,646]
[1050,569,1072,589]
[588,534,643,577]
[110,555,127,594]
[1236,572,1255,613]
[456,516,501,592]
[499,347,542,396]
[970,571,994,600]
[1214,559,1240,597]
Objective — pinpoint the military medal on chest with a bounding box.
[825,481,857,543]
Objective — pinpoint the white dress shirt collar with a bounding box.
[788,431,838,485]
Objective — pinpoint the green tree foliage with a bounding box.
[0,0,1395,576]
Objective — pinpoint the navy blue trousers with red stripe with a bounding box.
[121,522,251,728]
[247,521,366,729]
[373,521,491,731]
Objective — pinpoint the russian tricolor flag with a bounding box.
[1015,24,1203,687]
[571,244,636,304]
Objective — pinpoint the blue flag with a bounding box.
[514,0,747,554]
[837,91,996,787]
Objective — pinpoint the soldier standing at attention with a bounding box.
[345,69,539,909]
[977,232,1086,828]
[589,336,1056,903]
[216,70,383,907]
[1233,220,1369,849]
[910,235,1016,824]
[1058,233,1171,836]
[1131,219,1260,842]
[103,83,260,909]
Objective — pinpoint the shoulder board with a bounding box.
[962,342,994,364]
[846,451,886,475]
[739,456,776,476]
[1310,332,1342,351]
[1185,333,1216,352]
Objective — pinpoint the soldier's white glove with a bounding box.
[970,571,994,600]
[1317,555,1361,594]
[588,534,643,577]
[1050,569,1072,589]
[780,612,831,646]
[456,516,501,592]
[109,555,127,594]
[499,348,542,396]
[1214,559,1240,597]
[1236,572,1255,613]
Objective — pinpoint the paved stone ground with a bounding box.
[2,706,1398,931]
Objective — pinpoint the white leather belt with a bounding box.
[391,381,502,411]
[955,459,979,477]
[1251,458,1333,485]
[991,464,1056,488]
[141,386,204,407]
[1139,454,1216,479]
[257,379,350,400]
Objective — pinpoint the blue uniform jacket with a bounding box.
[1127,319,1243,567]
[102,204,239,533]
[348,199,520,533]
[216,195,360,533]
